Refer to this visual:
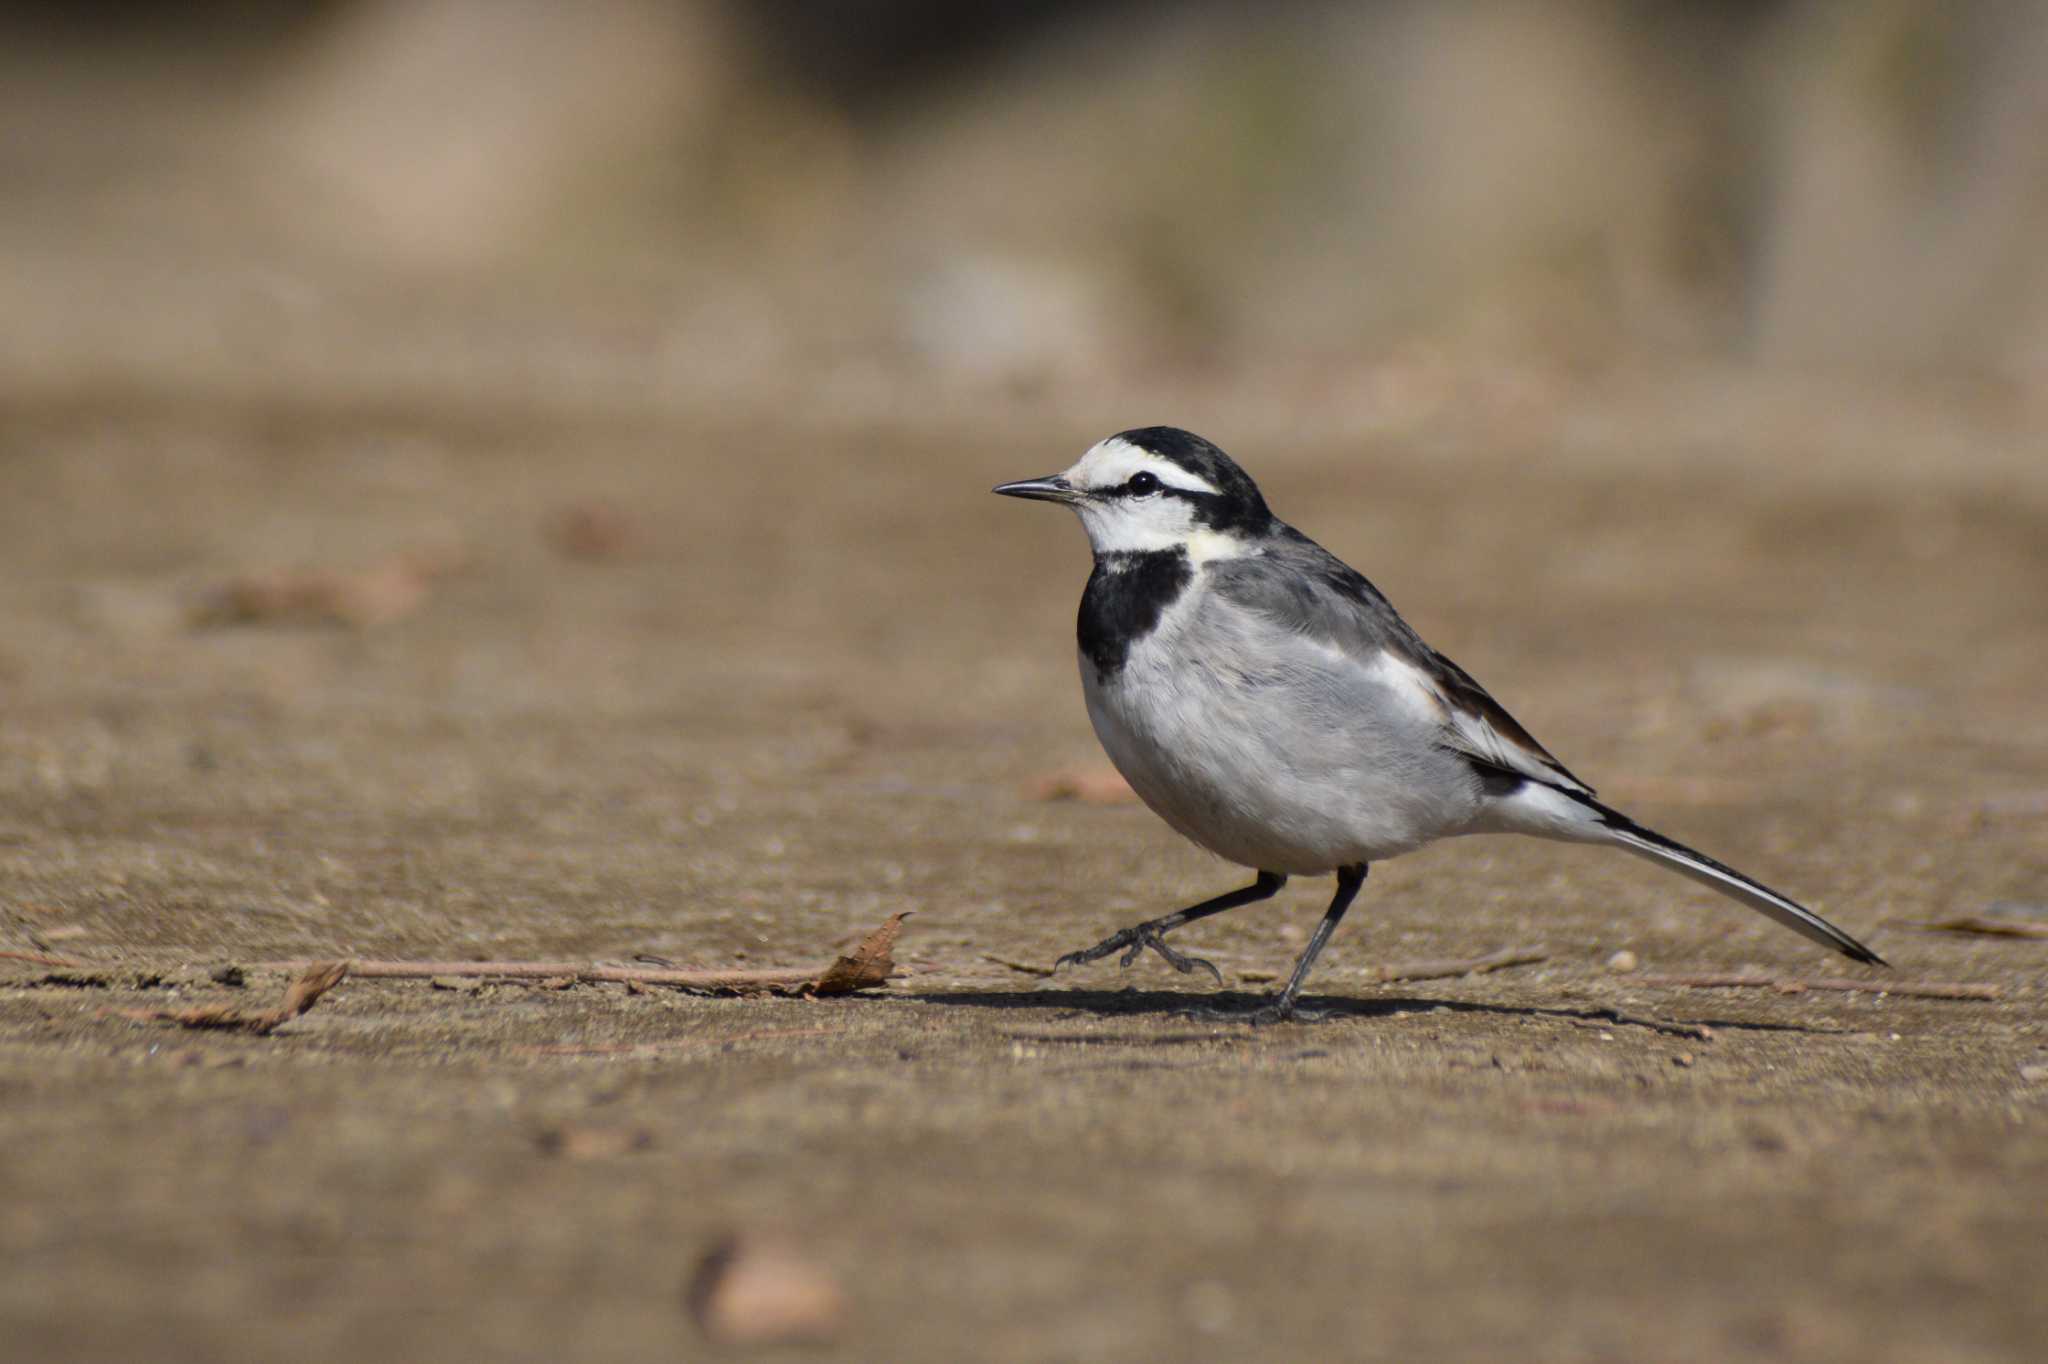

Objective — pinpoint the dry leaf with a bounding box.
[687,1234,846,1345]
[1026,767,1137,804]
[807,912,909,995]
[103,961,348,1035]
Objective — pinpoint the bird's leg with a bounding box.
[1190,863,1367,1024]
[1054,871,1287,984]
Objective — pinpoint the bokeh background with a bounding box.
[9,0,2048,427]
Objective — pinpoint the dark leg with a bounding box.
[1054,871,1288,984]
[1188,863,1367,1024]
[1253,863,1368,1022]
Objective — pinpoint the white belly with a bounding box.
[1079,590,1481,873]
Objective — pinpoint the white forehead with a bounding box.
[1061,437,1221,495]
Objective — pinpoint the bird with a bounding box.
[992,426,1884,1021]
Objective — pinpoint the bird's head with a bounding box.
[992,427,1271,559]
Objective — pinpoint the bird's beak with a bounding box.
[991,474,1081,504]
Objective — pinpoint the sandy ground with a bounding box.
[2,392,2045,1361]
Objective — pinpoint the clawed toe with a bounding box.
[1055,924,1222,984]
[1129,932,1222,983]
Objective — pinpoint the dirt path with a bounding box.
[2,398,2043,1361]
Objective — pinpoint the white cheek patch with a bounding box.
[1185,528,1248,564]
[1076,509,1252,561]
[1074,498,1198,554]
[1062,437,1222,497]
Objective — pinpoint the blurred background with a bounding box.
[6,0,2048,436]
[6,9,2048,1361]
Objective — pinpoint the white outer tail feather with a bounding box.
[1485,777,1884,964]
[1602,823,1883,964]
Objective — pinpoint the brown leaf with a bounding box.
[1026,767,1138,804]
[686,1234,846,1345]
[807,912,910,995]
[103,961,348,1035]
[267,961,349,1022]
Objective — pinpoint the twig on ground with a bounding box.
[1,950,89,969]
[100,962,348,1035]
[1572,1008,1715,1040]
[250,912,911,999]
[1370,946,1548,983]
[981,954,1056,977]
[1636,973,2001,1001]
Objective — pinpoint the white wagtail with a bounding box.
[994,426,1884,1020]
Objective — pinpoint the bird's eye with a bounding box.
[1127,471,1162,496]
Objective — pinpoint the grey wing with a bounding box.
[1210,528,1594,795]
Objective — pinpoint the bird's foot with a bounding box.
[1054,923,1222,984]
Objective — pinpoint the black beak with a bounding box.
[992,474,1080,504]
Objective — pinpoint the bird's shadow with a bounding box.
[901,983,1839,1036]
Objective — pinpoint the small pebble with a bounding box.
[536,1125,654,1160]
[1673,1052,1695,1068]
[687,1234,846,1345]
[1605,949,1638,973]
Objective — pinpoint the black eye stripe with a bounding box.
[1107,483,1209,501]
[1097,469,1218,500]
